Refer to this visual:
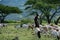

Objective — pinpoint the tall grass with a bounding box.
[0,24,58,40]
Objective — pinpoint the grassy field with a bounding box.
[0,24,58,40]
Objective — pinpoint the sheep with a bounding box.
[15,24,21,29]
[3,23,7,27]
[45,24,52,30]
[39,24,58,37]
[39,24,60,39]
[22,24,29,28]
[34,24,60,39]
[38,25,50,37]
[0,23,7,28]
[0,23,3,28]
[41,26,51,37]
[34,27,41,38]
[50,28,60,40]
[45,25,60,38]
[28,24,34,30]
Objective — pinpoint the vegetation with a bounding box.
[21,18,34,24]
[0,24,57,40]
[0,0,60,40]
[54,16,60,25]
[0,4,22,23]
[4,20,21,23]
[25,0,60,25]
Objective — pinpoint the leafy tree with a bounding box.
[0,4,22,23]
[25,0,60,24]
[42,7,60,24]
[41,0,60,4]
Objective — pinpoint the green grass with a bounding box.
[0,24,57,40]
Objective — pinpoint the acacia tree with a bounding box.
[0,4,22,23]
[54,16,60,25]
[41,7,60,24]
[25,0,60,24]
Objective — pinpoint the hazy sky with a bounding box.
[0,0,28,21]
[0,0,59,21]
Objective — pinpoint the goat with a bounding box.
[35,27,41,38]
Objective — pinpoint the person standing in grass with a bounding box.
[35,27,41,38]
[34,13,41,39]
[34,13,39,28]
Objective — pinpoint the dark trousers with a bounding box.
[57,36,60,40]
[37,31,41,38]
[35,21,39,27]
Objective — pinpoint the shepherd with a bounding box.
[34,13,41,38]
[34,13,39,28]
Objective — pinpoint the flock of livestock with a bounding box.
[39,24,60,37]
[34,24,60,40]
[0,23,60,40]
[20,23,60,40]
[15,23,60,40]
[0,23,7,28]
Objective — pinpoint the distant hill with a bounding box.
[0,0,27,21]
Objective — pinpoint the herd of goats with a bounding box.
[0,23,60,40]
[17,23,60,40]
[28,24,60,40]
[15,23,60,40]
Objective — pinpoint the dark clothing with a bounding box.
[37,31,41,38]
[57,36,60,40]
[34,16,39,27]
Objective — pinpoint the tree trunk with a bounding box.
[47,19,51,24]
[0,14,8,23]
[46,16,51,24]
[54,17,60,25]
[1,17,5,23]
[40,20,42,25]
[39,13,43,25]
[39,17,42,25]
[54,21,57,25]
